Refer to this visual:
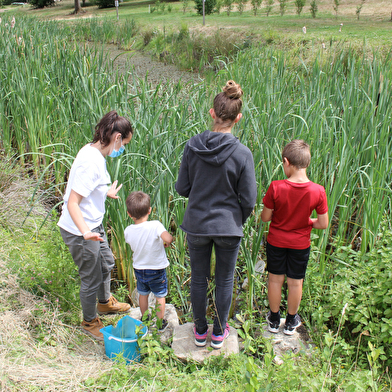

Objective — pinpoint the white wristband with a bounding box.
[83,230,92,237]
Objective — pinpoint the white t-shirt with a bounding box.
[124,220,170,270]
[58,144,111,235]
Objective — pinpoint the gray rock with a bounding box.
[128,303,179,344]
[242,259,266,289]
[171,322,239,363]
[262,318,312,364]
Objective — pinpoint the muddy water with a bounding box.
[100,44,203,87]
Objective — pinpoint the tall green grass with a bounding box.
[1,15,392,315]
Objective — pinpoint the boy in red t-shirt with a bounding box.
[261,140,328,335]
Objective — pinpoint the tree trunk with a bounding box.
[74,0,81,14]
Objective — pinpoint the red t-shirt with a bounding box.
[263,180,328,249]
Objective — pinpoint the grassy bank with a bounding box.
[1,158,391,390]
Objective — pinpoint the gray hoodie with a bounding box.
[175,130,257,237]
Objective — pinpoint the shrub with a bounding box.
[194,0,216,15]
[177,23,189,41]
[95,0,114,9]
[29,0,54,8]
[0,158,79,316]
[13,218,80,314]
[303,227,392,368]
[142,29,155,46]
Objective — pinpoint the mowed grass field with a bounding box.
[4,0,392,49]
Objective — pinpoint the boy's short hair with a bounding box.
[126,191,150,219]
[282,139,311,169]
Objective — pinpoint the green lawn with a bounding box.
[5,0,392,49]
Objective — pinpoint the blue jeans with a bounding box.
[134,268,168,298]
[187,234,241,336]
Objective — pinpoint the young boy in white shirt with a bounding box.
[124,191,173,331]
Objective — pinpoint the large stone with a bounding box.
[171,322,239,363]
[242,259,265,290]
[127,303,179,344]
[262,318,312,364]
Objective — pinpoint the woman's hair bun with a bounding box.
[223,80,243,99]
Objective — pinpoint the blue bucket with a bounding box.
[100,315,148,363]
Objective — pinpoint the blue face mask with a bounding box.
[108,145,125,158]
[108,136,125,158]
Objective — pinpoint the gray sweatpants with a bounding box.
[60,224,114,322]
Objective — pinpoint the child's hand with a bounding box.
[161,231,173,247]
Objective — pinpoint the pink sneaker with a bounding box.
[194,325,208,347]
[211,323,230,349]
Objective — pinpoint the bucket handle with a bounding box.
[107,330,148,343]
[108,336,137,343]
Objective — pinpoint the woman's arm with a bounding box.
[175,145,191,197]
[237,153,257,223]
[67,190,103,241]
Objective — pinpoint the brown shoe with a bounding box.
[97,295,131,315]
[81,317,104,341]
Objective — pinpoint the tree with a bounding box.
[73,0,81,13]
[215,0,224,13]
[279,0,287,16]
[224,0,234,15]
[251,0,262,16]
[266,0,274,16]
[182,0,189,13]
[236,0,248,15]
[356,0,366,20]
[310,0,317,18]
[295,0,305,15]
[333,0,340,17]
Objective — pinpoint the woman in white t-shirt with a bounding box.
[58,111,133,341]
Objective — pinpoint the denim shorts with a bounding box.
[134,268,167,298]
[266,242,310,279]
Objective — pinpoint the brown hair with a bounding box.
[212,80,243,130]
[282,139,311,169]
[92,110,133,147]
[126,191,151,220]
